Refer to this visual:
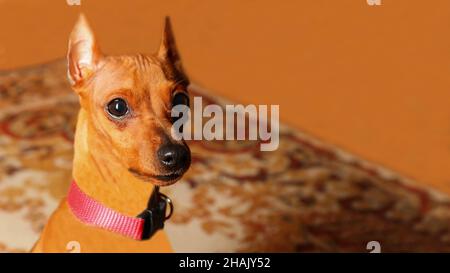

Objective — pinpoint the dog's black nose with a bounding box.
[157,144,190,172]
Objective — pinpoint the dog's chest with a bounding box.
[39,200,173,253]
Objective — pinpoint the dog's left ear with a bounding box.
[158,17,188,81]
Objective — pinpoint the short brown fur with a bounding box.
[32,14,190,253]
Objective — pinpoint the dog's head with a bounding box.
[68,15,190,186]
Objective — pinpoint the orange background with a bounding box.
[0,0,449,193]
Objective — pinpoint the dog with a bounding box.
[31,14,191,252]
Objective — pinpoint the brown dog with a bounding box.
[31,14,191,252]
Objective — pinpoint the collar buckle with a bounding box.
[137,187,173,240]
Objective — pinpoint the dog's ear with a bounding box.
[67,14,103,87]
[158,17,187,81]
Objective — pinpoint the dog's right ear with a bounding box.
[67,14,102,87]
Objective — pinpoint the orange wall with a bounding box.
[1,0,450,193]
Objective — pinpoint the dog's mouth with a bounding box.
[128,168,186,186]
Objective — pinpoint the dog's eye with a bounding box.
[171,92,189,125]
[107,98,129,118]
[172,92,189,108]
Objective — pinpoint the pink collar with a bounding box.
[67,180,172,240]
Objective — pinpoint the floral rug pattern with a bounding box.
[1,60,450,252]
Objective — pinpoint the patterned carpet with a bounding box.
[1,60,450,252]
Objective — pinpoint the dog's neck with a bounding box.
[71,110,154,216]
